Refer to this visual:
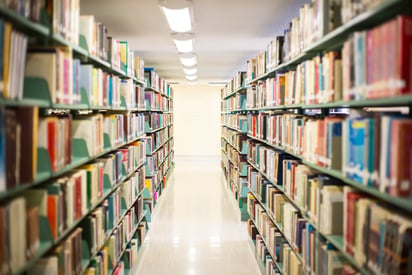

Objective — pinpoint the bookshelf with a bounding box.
[143,69,174,208]
[0,2,173,275]
[221,0,412,274]
[220,72,250,221]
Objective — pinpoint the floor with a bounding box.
[134,159,260,275]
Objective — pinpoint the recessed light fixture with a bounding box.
[179,53,197,67]
[186,74,197,81]
[161,6,192,32]
[208,82,227,87]
[183,67,197,75]
[172,33,195,53]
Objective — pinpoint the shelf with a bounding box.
[244,94,412,111]
[15,158,146,275]
[247,0,412,85]
[145,150,174,178]
[145,125,170,134]
[222,86,247,100]
[246,133,412,213]
[248,188,306,268]
[221,137,247,155]
[247,158,372,274]
[248,216,277,265]
[222,124,248,134]
[81,181,147,273]
[0,135,147,201]
[0,5,50,37]
[146,137,172,156]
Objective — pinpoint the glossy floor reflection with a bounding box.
[134,159,260,275]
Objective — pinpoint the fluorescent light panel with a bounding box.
[162,7,192,32]
[186,75,197,81]
[183,67,197,75]
[180,56,196,67]
[174,39,193,53]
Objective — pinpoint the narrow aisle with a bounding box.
[134,159,260,275]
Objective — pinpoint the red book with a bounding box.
[74,174,82,220]
[391,119,412,197]
[47,195,58,239]
[47,119,57,172]
[395,16,412,96]
[345,191,365,256]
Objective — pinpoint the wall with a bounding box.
[172,84,221,159]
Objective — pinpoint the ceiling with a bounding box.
[80,0,307,85]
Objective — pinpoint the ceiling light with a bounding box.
[186,74,197,81]
[208,82,227,87]
[187,81,197,85]
[172,33,195,53]
[180,53,197,67]
[162,7,192,32]
[183,67,197,75]
[174,39,193,52]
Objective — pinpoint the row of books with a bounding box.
[144,69,171,96]
[247,192,350,275]
[221,127,248,154]
[145,143,173,177]
[1,0,45,23]
[145,128,171,155]
[221,71,247,97]
[83,221,147,275]
[221,114,248,133]
[247,111,412,198]
[144,154,172,195]
[144,89,173,111]
[249,15,412,107]
[246,0,399,84]
[247,146,412,274]
[247,219,281,275]
[1,22,28,101]
[144,113,173,132]
[283,51,342,105]
[0,160,146,275]
[221,90,246,112]
[222,141,247,172]
[78,15,145,79]
[342,15,412,101]
[246,0,341,81]
[24,47,143,107]
[122,113,145,143]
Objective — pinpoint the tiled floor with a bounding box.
[134,159,260,275]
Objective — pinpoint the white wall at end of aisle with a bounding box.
[173,84,221,158]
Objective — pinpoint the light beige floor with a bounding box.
[134,159,260,275]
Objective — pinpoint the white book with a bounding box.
[79,65,93,106]
[28,257,58,275]
[79,16,95,55]
[9,198,26,273]
[25,52,57,104]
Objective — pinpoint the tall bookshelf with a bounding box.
[220,71,249,221]
[0,2,172,275]
[143,69,174,212]
[221,0,412,274]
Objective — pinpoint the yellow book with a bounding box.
[145,179,152,193]
[3,23,12,98]
[102,246,109,275]
[92,68,98,106]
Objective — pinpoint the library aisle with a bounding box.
[134,159,260,275]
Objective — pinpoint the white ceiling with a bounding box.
[80,0,307,84]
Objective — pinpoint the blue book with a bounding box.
[109,76,113,107]
[351,118,366,184]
